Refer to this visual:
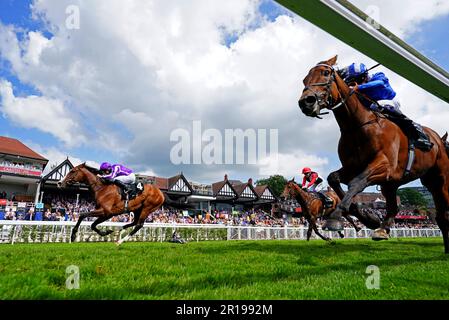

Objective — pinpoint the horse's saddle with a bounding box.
[120,182,144,201]
[312,192,334,209]
[375,107,433,152]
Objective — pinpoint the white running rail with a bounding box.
[0,220,441,244]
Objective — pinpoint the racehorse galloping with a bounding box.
[298,55,449,253]
[281,179,361,241]
[58,163,186,245]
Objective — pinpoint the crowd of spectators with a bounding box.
[0,195,439,229]
[45,195,96,222]
[0,160,43,172]
[140,209,299,227]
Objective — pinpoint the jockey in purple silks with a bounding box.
[99,162,136,194]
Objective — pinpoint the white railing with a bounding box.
[226,225,441,240]
[0,220,441,244]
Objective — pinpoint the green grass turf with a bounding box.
[0,238,448,300]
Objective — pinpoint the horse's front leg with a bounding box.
[71,208,104,242]
[372,185,399,241]
[327,168,347,199]
[91,215,114,237]
[324,157,389,231]
[328,168,364,229]
[309,216,330,241]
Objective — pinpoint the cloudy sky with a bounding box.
[0,0,448,185]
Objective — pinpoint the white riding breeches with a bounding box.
[114,173,136,184]
[372,98,402,114]
[308,182,324,192]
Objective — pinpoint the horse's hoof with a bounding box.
[322,219,344,231]
[103,229,114,236]
[372,228,389,241]
[355,227,361,233]
[70,234,76,243]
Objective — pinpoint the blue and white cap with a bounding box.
[347,63,367,78]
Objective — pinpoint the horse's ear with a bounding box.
[290,177,295,182]
[326,55,338,66]
[443,132,448,142]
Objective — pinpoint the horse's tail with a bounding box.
[441,132,449,158]
[162,192,196,209]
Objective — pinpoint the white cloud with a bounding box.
[23,31,52,66]
[0,80,85,147]
[0,0,447,183]
[350,0,449,38]
[258,150,329,181]
[23,143,89,176]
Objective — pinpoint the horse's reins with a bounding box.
[289,184,322,212]
[304,63,381,130]
[78,167,104,193]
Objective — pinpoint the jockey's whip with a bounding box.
[367,63,381,72]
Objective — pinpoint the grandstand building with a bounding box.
[211,175,277,212]
[135,173,277,213]
[0,136,48,203]
[38,158,94,212]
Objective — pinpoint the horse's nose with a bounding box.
[57,182,62,188]
[298,95,317,115]
[299,95,316,107]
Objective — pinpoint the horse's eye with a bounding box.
[323,70,330,77]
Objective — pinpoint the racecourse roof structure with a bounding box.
[167,174,193,194]
[275,0,449,103]
[41,158,74,183]
[139,173,194,196]
[212,175,238,200]
[230,179,259,202]
[211,175,277,205]
[0,136,48,162]
[254,185,277,203]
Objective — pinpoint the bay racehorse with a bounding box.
[298,55,449,253]
[280,179,361,241]
[58,163,190,245]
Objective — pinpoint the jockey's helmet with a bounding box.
[347,63,367,78]
[302,167,312,175]
[100,162,112,171]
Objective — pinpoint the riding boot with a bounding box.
[380,108,433,152]
[318,192,334,208]
[114,180,130,195]
[411,122,434,151]
[398,116,433,151]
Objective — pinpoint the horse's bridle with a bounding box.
[64,166,104,192]
[283,182,321,211]
[301,63,355,119]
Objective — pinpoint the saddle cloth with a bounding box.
[120,182,144,200]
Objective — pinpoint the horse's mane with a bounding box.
[288,181,312,217]
[82,164,101,175]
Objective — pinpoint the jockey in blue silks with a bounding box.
[339,63,433,151]
[99,162,136,194]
